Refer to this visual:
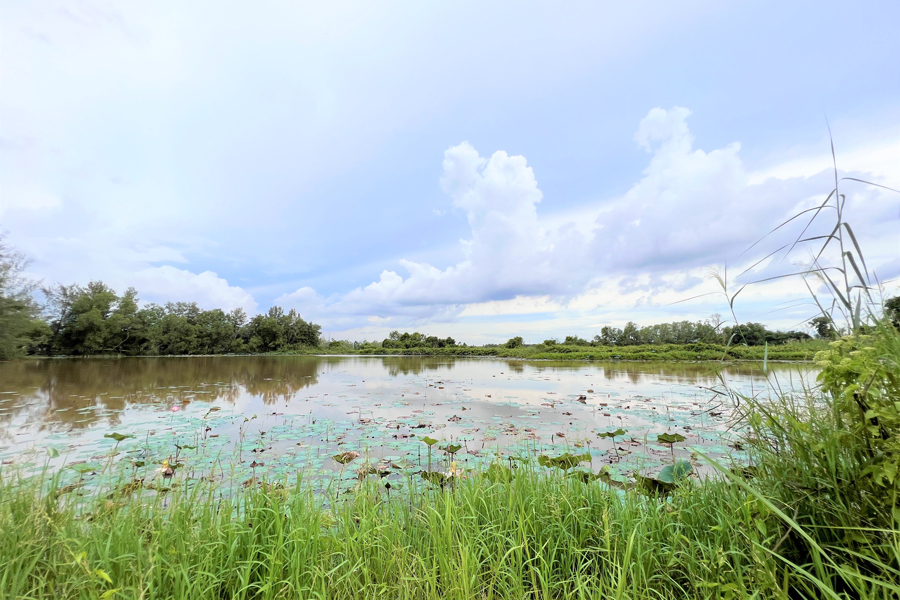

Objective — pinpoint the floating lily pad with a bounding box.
[537,452,591,470]
[657,433,686,445]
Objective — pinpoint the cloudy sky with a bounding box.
[2,0,898,343]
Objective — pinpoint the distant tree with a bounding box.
[542,339,557,346]
[42,282,84,353]
[809,316,838,340]
[622,322,641,345]
[505,336,523,348]
[563,335,589,346]
[0,234,45,359]
[599,326,622,346]
[885,296,900,330]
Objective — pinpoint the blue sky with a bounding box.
[2,0,898,343]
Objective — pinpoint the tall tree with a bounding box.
[0,234,46,359]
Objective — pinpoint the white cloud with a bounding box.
[277,107,898,336]
[459,296,562,317]
[131,266,258,314]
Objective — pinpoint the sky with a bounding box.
[1,0,898,343]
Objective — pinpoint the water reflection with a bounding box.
[0,356,819,488]
[0,356,805,433]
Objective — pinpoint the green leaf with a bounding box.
[94,568,113,584]
[598,428,626,439]
[634,473,675,495]
[755,519,768,537]
[657,460,693,483]
[421,436,439,446]
[442,443,462,454]
[68,464,96,474]
[47,448,59,458]
[100,589,122,600]
[104,432,131,442]
[538,452,591,470]
[656,433,686,445]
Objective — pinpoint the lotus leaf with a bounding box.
[656,433,686,445]
[538,452,590,470]
[657,460,693,483]
[333,451,360,465]
[598,428,626,439]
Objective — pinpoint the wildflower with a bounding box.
[446,461,465,479]
[159,459,174,478]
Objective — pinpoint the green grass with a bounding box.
[2,457,897,599]
[0,464,835,600]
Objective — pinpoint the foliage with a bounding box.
[382,331,457,349]
[0,233,46,360]
[537,452,590,470]
[885,295,900,330]
[591,318,808,347]
[809,315,838,339]
[37,282,321,356]
[815,325,900,501]
[504,336,523,348]
[731,318,900,592]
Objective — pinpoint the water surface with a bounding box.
[0,356,817,490]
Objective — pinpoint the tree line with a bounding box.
[504,317,817,349]
[33,282,321,356]
[381,331,458,349]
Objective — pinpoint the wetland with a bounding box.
[0,355,815,494]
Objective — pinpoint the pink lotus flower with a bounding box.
[171,406,180,412]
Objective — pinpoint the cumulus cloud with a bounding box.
[277,142,593,323]
[277,107,898,332]
[131,266,258,314]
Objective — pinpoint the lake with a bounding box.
[0,356,818,493]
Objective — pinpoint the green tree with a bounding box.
[622,322,641,345]
[505,336,524,349]
[55,281,120,354]
[809,316,838,339]
[884,296,900,330]
[599,326,622,346]
[0,234,45,359]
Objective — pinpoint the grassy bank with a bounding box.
[1,327,896,599]
[0,466,827,600]
[290,340,829,362]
